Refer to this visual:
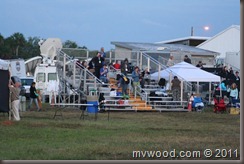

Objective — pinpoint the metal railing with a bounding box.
[140,52,192,102]
[57,50,105,97]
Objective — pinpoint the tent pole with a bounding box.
[197,81,199,94]
[209,82,211,104]
[181,80,183,103]
[220,78,222,98]
[169,72,172,90]
[158,65,161,81]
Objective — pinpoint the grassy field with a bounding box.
[0,104,240,160]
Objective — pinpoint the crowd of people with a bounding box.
[215,66,240,106]
[8,48,241,120]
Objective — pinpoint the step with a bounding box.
[130,102,146,107]
[133,106,152,110]
[109,79,117,82]
[130,100,146,103]
[129,98,143,102]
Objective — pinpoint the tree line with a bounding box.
[0,32,88,60]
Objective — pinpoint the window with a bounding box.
[37,73,45,82]
[48,73,57,81]
[21,79,33,86]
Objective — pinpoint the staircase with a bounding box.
[56,50,103,104]
[104,77,153,111]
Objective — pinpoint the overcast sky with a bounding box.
[0,0,240,51]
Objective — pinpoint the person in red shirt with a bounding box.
[113,60,121,69]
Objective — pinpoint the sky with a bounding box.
[0,0,240,51]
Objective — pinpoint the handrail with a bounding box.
[141,52,192,90]
[57,50,107,96]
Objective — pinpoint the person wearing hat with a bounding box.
[184,55,191,64]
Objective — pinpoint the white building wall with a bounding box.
[115,46,132,61]
[197,26,240,59]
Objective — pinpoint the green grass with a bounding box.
[0,104,240,160]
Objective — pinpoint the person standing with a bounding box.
[219,66,229,79]
[184,55,191,64]
[92,52,105,79]
[171,76,181,102]
[142,67,151,86]
[28,82,41,111]
[196,61,204,68]
[100,47,106,58]
[234,71,240,98]
[9,81,21,121]
[132,66,140,96]
[121,58,129,76]
[227,83,239,106]
[118,74,129,97]
[167,55,174,67]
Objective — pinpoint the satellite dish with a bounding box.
[40,38,62,63]
[157,47,166,51]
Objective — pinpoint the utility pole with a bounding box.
[191,26,194,36]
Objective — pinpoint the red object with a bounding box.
[2,120,14,126]
[118,99,124,105]
[213,98,226,113]
[188,102,192,111]
[114,63,121,69]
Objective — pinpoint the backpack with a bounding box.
[123,76,130,84]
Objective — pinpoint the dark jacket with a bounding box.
[30,86,38,98]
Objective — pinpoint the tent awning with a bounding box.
[151,61,221,82]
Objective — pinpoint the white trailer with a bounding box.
[215,51,240,72]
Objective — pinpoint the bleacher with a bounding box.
[53,49,191,113]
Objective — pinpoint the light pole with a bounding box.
[191,26,209,36]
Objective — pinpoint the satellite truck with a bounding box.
[33,38,62,102]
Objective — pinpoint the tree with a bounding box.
[0,34,7,59]
[63,40,78,48]
[22,37,41,59]
[10,32,26,57]
[3,32,26,58]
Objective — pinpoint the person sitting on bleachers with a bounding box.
[113,60,121,70]
[100,64,109,83]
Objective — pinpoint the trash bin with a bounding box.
[19,96,26,112]
[86,96,98,113]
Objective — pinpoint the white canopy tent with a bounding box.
[151,62,221,103]
[151,61,221,82]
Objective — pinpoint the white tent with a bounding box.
[151,61,221,82]
[151,62,221,103]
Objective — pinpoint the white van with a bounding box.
[34,63,59,98]
[20,76,34,98]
